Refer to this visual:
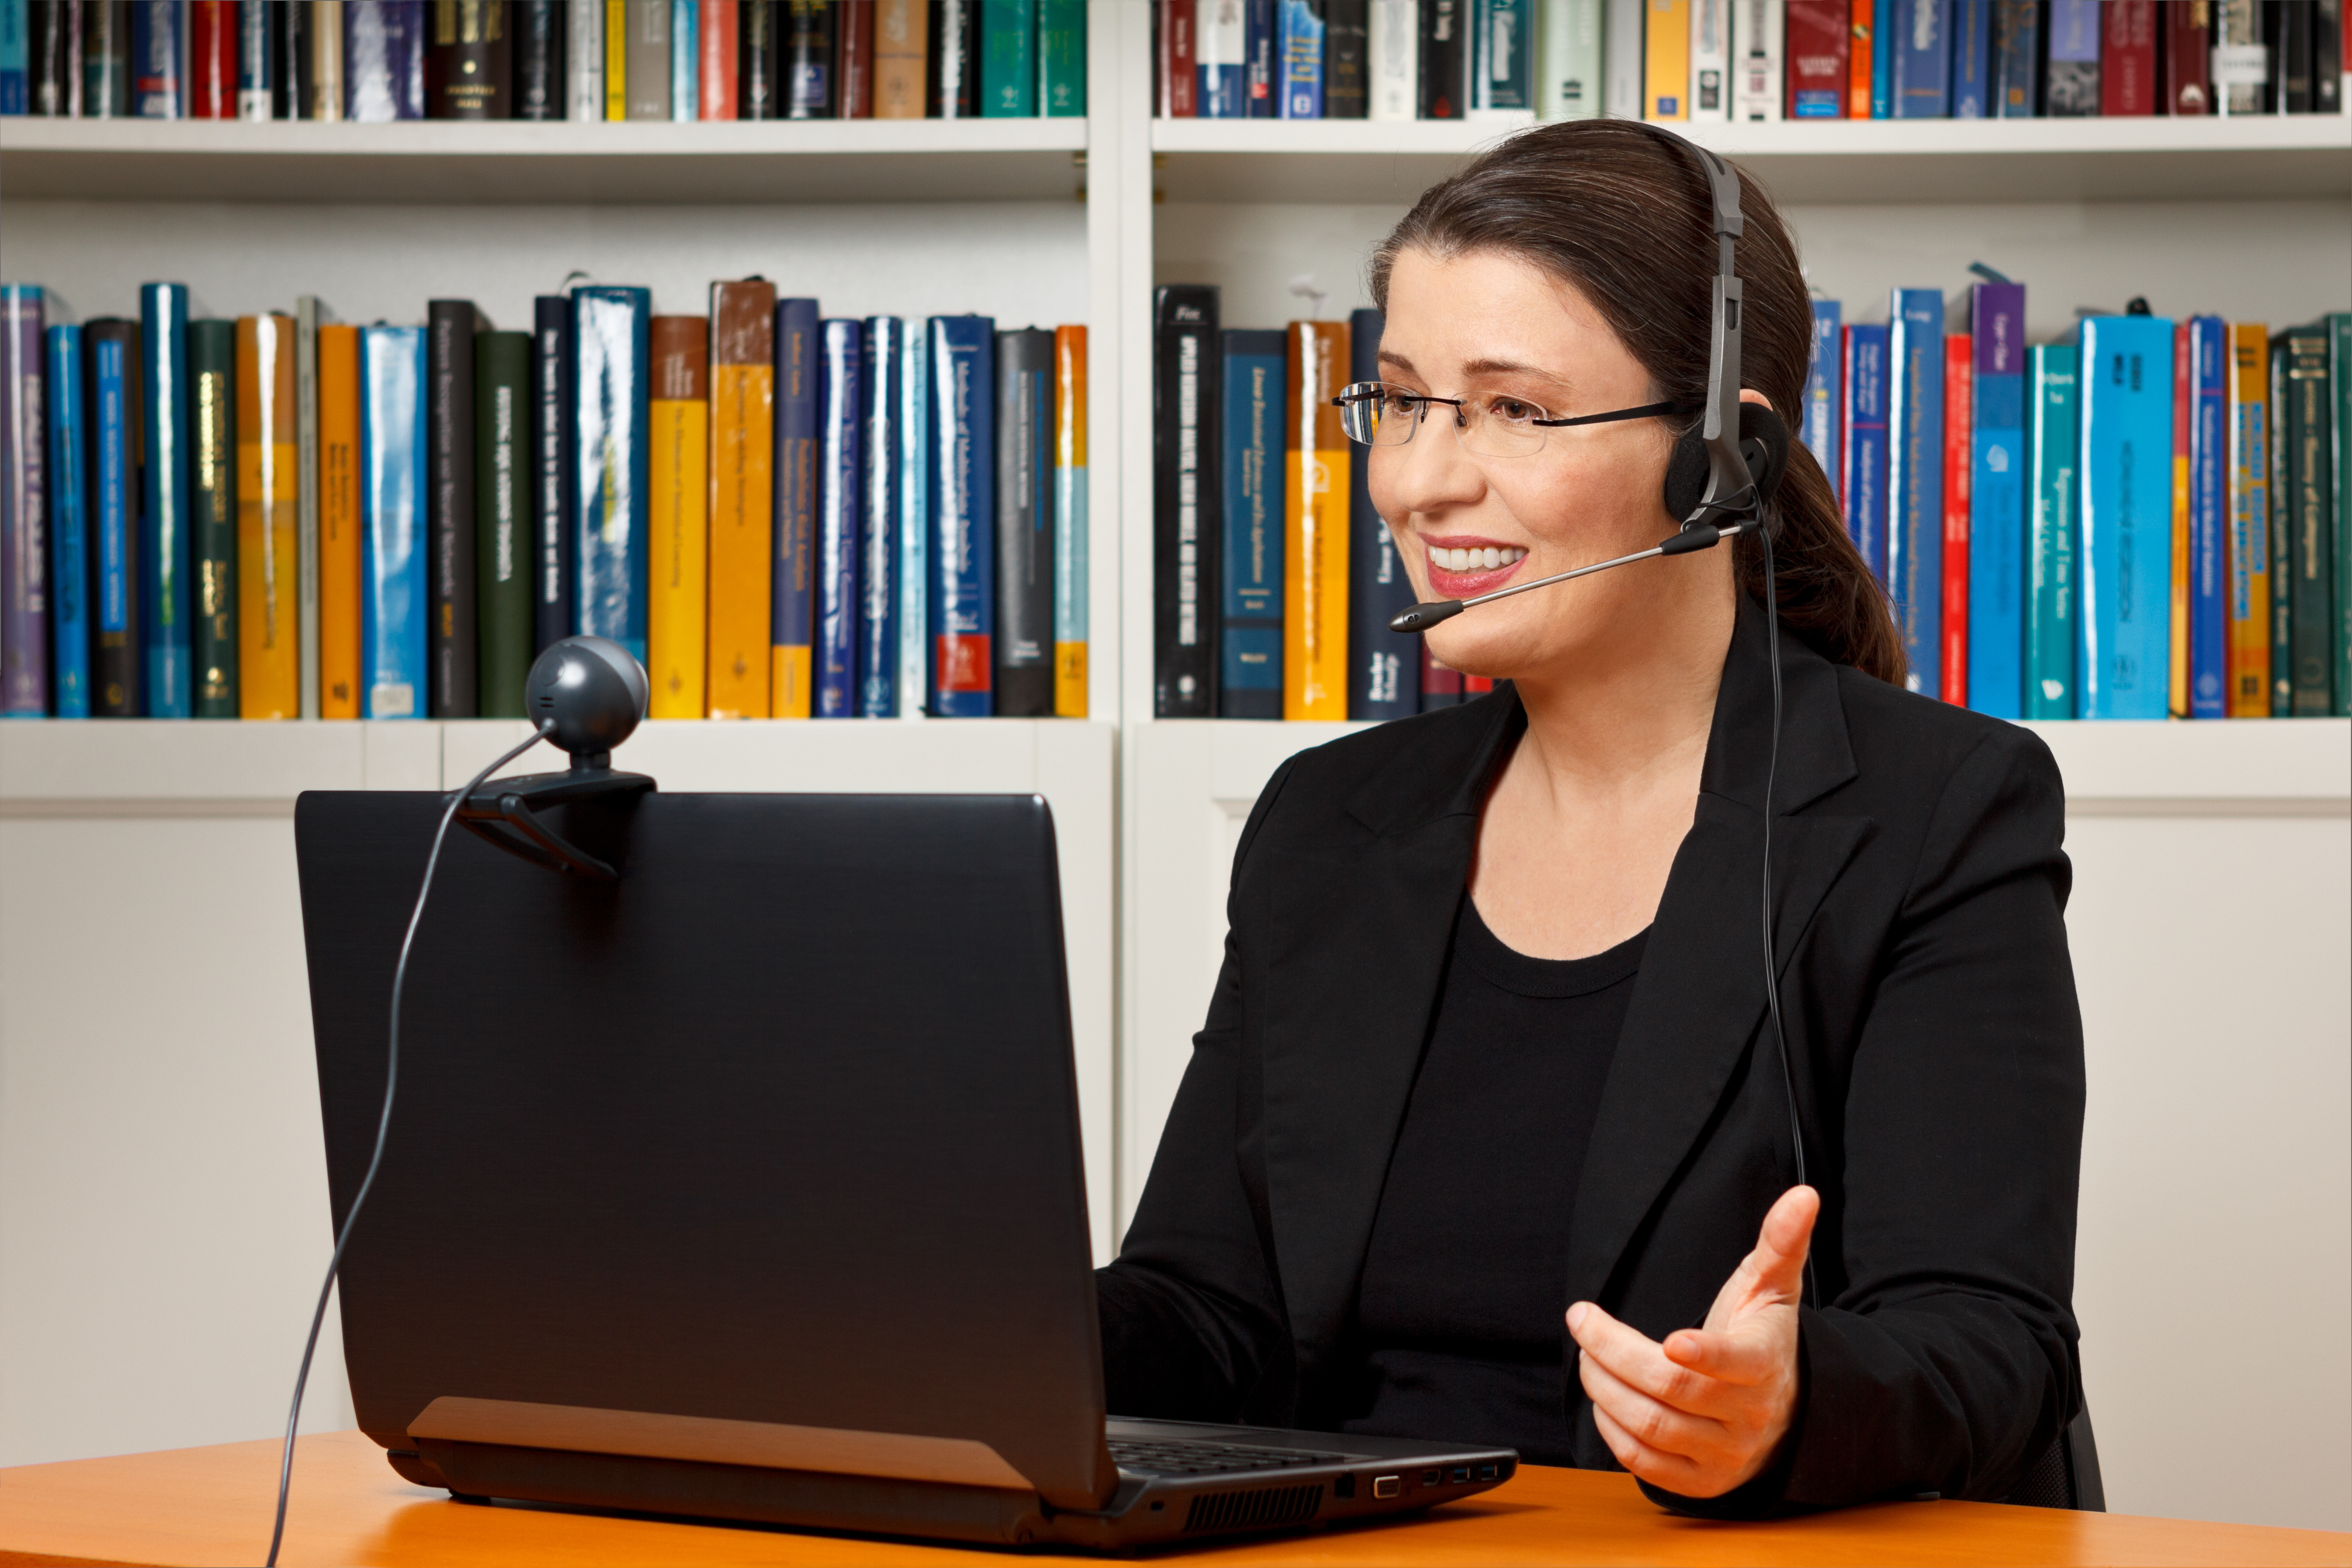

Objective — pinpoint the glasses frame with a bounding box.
[1329,380,1691,453]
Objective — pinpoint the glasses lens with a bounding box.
[1339,382,1419,447]
[1459,393,1552,458]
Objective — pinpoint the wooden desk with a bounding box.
[4,1430,2346,1568]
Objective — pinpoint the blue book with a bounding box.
[2187,316,2229,719]
[1278,0,1324,116]
[1950,0,1990,115]
[772,297,818,715]
[1245,0,1277,116]
[1991,0,2038,116]
[860,317,903,719]
[46,323,88,717]
[1804,301,1842,504]
[130,1,180,116]
[139,281,192,717]
[670,0,698,119]
[2025,344,2078,718]
[927,316,995,718]
[897,321,929,715]
[1197,0,1247,116]
[238,0,273,110]
[2076,315,2174,720]
[1220,329,1286,718]
[816,318,863,719]
[572,285,651,664]
[1870,0,1895,116]
[1886,287,1944,696]
[1473,0,1534,109]
[0,0,23,114]
[360,325,428,719]
[1841,323,1890,578]
[1892,0,1951,117]
[1967,281,2026,718]
[88,322,140,715]
[346,0,426,120]
[1,284,40,715]
[1346,308,1414,722]
[531,295,574,656]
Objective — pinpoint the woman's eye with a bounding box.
[1486,397,1540,424]
[1381,389,1421,416]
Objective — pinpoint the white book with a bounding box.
[1603,0,1644,116]
[1370,0,1419,119]
[1196,0,1247,118]
[567,0,604,121]
[1690,0,1730,119]
[309,1,344,119]
[1733,0,1784,120]
[897,321,929,717]
[1539,0,1604,118]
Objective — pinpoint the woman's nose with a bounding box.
[1376,409,1487,523]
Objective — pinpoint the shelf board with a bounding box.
[1150,113,2352,204]
[0,118,1093,205]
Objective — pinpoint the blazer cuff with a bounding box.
[1636,1312,1813,1520]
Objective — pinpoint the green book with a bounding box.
[190,318,239,719]
[2285,324,2336,715]
[2268,336,2294,715]
[2025,344,2079,719]
[1037,0,1083,114]
[980,0,1036,115]
[475,331,534,717]
[2329,311,2350,716]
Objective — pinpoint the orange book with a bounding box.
[1645,0,1692,120]
[2225,323,2271,716]
[1848,0,1874,118]
[874,0,928,117]
[707,281,776,719]
[318,325,363,717]
[1940,333,1971,707]
[2169,321,2193,717]
[1284,320,1350,721]
[1053,324,1088,717]
[237,314,300,719]
[649,316,710,719]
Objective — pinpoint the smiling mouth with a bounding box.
[1424,544,1530,595]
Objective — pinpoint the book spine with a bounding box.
[1645,0,1690,118]
[2168,319,2191,716]
[189,0,230,116]
[2164,0,2211,112]
[931,0,974,115]
[928,315,995,716]
[1053,323,1088,715]
[1950,0,1989,114]
[530,295,574,654]
[897,316,928,713]
[623,0,667,115]
[647,314,709,718]
[2078,315,2175,720]
[993,326,1053,716]
[813,317,862,717]
[1421,0,1466,115]
[190,317,237,717]
[1220,328,1285,719]
[785,0,834,115]
[294,297,321,715]
[1967,280,2025,719]
[1887,288,1943,697]
[1846,0,1873,114]
[515,0,563,117]
[1245,0,1274,114]
[2267,333,2291,713]
[980,0,1033,113]
[573,284,651,665]
[426,298,478,715]
[605,0,623,116]
[1940,332,1971,706]
[2333,311,2351,716]
[1322,0,1365,113]
[130,0,181,116]
[1890,0,1948,116]
[1344,309,1414,721]
[46,323,88,717]
[1990,0,2034,114]
[281,0,312,118]
[858,315,901,717]
[475,330,534,715]
[1368,0,1413,116]
[568,0,603,116]
[707,279,775,719]
[88,320,142,715]
[2043,0,2097,113]
[237,313,299,719]
[1284,318,1349,720]
[311,0,345,118]
[426,0,513,117]
[344,0,424,120]
[2316,0,2342,116]
[85,1,130,118]
[2188,316,2228,718]
[1420,642,1462,708]
[319,323,362,714]
[1537,0,1600,118]
[360,324,427,718]
[2213,0,2258,113]
[2273,0,2312,112]
[1161,0,1197,116]
[1279,0,1322,115]
[1473,0,1534,111]
[1690,0,1728,118]
[771,295,818,714]
[671,0,699,117]
[1198,0,1244,114]
[0,286,42,714]
[1787,0,1846,115]
[837,0,872,115]
[1803,299,1841,495]
[1841,323,1889,577]
[1732,0,1783,118]
[740,0,777,114]
[2225,322,2270,714]
[27,0,67,116]
[693,0,731,113]
[1153,285,1218,716]
[139,281,192,716]
[237,0,272,118]
[1039,0,1082,112]
[1868,0,1892,113]
[2285,326,2334,714]
[2025,344,2078,718]
[2099,0,2154,113]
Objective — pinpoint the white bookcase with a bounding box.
[2,14,2348,1529]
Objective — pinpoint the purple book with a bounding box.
[347,1,427,121]
[2,285,47,717]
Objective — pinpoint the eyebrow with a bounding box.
[1377,349,1571,384]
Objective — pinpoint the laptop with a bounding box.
[294,787,1514,1548]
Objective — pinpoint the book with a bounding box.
[1869,0,1891,113]
[1950,0,1989,114]
[699,0,742,118]
[931,0,975,114]
[1220,327,1285,718]
[311,0,348,118]
[1153,285,1218,716]
[2163,0,2210,112]
[573,284,651,665]
[529,295,573,656]
[28,0,74,117]
[1645,0,1690,118]
[2266,333,2290,713]
[1891,0,1948,116]
[426,299,478,716]
[1731,0,1783,116]
[1606,0,1642,113]
[740,0,777,113]
[1803,299,1841,492]
[1421,643,1462,709]
[1053,323,1088,717]
[191,317,237,717]
[0,285,40,715]
[2225,322,2270,715]
[1345,309,1415,723]
[1967,281,2025,720]
[281,0,314,119]
[515,0,563,118]
[1841,322,1888,576]
[1990,0,2034,113]
[2317,0,2342,116]
[1323,0,1366,113]
[131,0,182,116]
[2334,312,2351,716]
[647,315,708,719]
[295,296,322,715]
[1690,0,1728,118]
[46,323,89,717]
[1887,287,1944,696]
[671,0,701,118]
[1285,318,1349,721]
[2099,0,2154,113]
[2282,324,2334,715]
[928,314,995,716]
[427,0,512,117]
[607,0,632,118]
[859,315,902,718]
[1785,0,1845,115]
[238,0,275,119]
[347,0,425,119]
[237,313,299,719]
[88,318,143,716]
[2272,0,2312,112]
[2077,314,2175,721]
[320,322,362,715]
[708,279,775,720]
[1161,0,1198,115]
[2168,319,2191,716]
[360,324,427,719]
[980,0,1034,113]
[1198,0,1245,114]
[190,1,232,118]
[2025,343,2078,718]
[1940,332,1971,706]
[1537,0,1601,118]
[86,0,131,118]
[472,330,531,716]
[876,0,926,114]
[1040,0,1083,112]
[1279,0,1323,117]
[836,0,871,117]
[995,326,1054,716]
[1847,0,1874,114]
[624,0,669,115]
[1245,0,1275,114]
[1473,0,1534,112]
[568,0,603,116]
[785,0,834,114]
[2215,0,2261,114]
[897,316,929,714]
[140,281,193,717]
[2043,0,2097,113]
[1421,0,1466,115]
[2187,316,2228,718]
[771,295,818,715]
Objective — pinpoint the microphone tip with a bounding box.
[1389,600,1465,634]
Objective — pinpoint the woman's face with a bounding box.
[1370,244,1721,681]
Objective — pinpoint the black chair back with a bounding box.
[2002,1406,2104,1511]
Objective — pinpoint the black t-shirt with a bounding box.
[1341,895,1648,1466]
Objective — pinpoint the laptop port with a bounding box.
[1422,1468,1443,1486]
[1372,1475,1401,1499]
[1333,1473,1355,1500]
[1449,1466,1470,1483]
[1478,1464,1499,1481]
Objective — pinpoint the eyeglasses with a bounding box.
[1330,380,1689,459]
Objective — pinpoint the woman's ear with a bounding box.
[1739,388,1775,412]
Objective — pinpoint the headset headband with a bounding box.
[1637,125,1756,528]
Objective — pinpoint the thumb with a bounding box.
[1749,1184,1818,1302]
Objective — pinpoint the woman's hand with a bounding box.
[1566,1184,1818,1499]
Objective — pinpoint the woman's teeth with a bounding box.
[1429,545,1528,573]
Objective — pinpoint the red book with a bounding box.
[1463,675,1494,694]
[838,0,875,118]
[1420,644,1463,709]
[700,0,739,119]
[1848,0,1874,117]
[2102,0,2158,114]
[1161,0,1198,116]
[1940,333,1972,708]
[189,1,235,118]
[2162,0,2211,113]
[1785,0,1849,117]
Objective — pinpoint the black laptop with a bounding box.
[294,787,1514,1549]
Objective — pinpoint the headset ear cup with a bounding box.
[1663,426,1711,524]
[1739,402,1793,504]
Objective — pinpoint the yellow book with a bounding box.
[2170,323,2191,718]
[707,281,775,720]
[318,324,363,717]
[648,316,710,719]
[1284,320,1350,722]
[605,0,627,120]
[1645,0,1692,120]
[2225,323,2271,716]
[1053,324,1088,718]
[237,314,300,720]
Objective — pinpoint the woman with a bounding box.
[1096,120,2085,1516]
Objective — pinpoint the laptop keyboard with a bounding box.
[1108,1437,1352,1478]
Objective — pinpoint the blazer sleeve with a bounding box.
[1780,723,2087,1508]
[1094,759,1301,1422]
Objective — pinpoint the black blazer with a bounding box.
[1096,601,2086,1514]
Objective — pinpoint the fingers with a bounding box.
[1590,1391,1712,1494]
[1704,1185,1819,1333]
[1567,1302,1746,1415]
[1578,1333,1736,1461]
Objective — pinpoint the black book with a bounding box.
[929,0,975,116]
[428,299,481,716]
[190,318,239,718]
[279,0,312,118]
[2284,324,2336,714]
[1345,308,1414,721]
[1419,0,1467,117]
[476,331,536,715]
[531,294,576,656]
[742,0,782,117]
[1153,285,1220,718]
[786,0,838,117]
[994,327,1056,716]
[2318,0,2343,113]
[87,318,143,718]
[427,0,514,119]
[83,1,129,118]
[32,0,77,115]
[514,0,564,118]
[1324,0,1369,117]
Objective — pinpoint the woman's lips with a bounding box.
[1422,541,1530,598]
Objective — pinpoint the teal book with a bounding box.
[139,280,193,716]
[2024,344,2078,719]
[1219,328,1284,717]
[573,284,651,664]
[1886,287,1944,698]
[980,0,1036,114]
[1038,0,1083,113]
[360,325,427,719]
[1966,281,2025,719]
[2332,312,2351,715]
[2076,315,2175,720]
[46,323,91,718]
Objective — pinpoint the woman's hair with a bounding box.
[1370,119,1906,685]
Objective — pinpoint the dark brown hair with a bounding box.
[1370,119,1905,685]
